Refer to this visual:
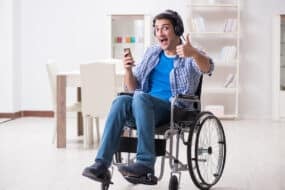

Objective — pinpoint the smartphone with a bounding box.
[180,36,186,44]
[124,48,132,58]
[123,48,135,66]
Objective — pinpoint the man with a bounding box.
[82,9,213,183]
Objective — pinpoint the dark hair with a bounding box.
[152,9,184,36]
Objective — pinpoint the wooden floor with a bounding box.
[0,117,284,190]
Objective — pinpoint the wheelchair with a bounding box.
[101,77,226,190]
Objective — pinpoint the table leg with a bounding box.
[56,75,66,148]
[77,87,83,136]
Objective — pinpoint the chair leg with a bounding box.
[83,116,89,148]
[52,113,57,144]
[95,117,100,144]
[52,124,57,144]
[83,116,93,148]
[88,117,94,146]
[77,112,83,136]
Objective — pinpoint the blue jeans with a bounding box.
[95,91,170,169]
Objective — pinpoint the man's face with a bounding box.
[154,19,179,51]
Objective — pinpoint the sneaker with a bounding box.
[82,161,111,183]
[118,162,154,178]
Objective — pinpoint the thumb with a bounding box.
[185,33,191,45]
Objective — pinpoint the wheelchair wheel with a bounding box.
[187,112,226,190]
[168,175,179,190]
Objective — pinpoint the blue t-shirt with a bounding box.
[148,52,175,101]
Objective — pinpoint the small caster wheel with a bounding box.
[101,182,109,190]
[114,152,122,163]
[169,175,178,190]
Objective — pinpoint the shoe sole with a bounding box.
[82,169,113,184]
[118,166,148,177]
[118,167,157,185]
[124,175,157,185]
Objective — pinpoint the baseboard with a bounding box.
[0,110,54,118]
[0,112,21,119]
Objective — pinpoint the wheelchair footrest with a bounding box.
[123,173,158,185]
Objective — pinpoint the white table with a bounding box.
[56,70,124,148]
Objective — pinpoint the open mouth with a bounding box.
[159,38,168,45]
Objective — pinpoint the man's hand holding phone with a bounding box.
[123,48,135,70]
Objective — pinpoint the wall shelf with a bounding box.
[272,14,285,119]
[107,14,151,61]
[203,87,237,94]
[188,0,240,119]
[187,4,238,8]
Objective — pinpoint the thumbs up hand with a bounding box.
[176,34,197,58]
[176,34,212,73]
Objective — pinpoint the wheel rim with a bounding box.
[195,115,226,186]
[188,112,226,189]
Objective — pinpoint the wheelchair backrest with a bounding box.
[195,75,203,99]
[192,75,203,111]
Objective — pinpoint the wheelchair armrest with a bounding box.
[117,92,134,96]
[170,94,201,124]
[174,94,201,105]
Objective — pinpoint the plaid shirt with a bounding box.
[133,45,214,101]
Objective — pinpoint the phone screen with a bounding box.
[124,48,132,57]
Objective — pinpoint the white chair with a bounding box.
[80,63,117,148]
[46,61,83,144]
[96,59,125,92]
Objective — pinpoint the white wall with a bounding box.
[2,0,285,118]
[18,0,188,110]
[239,0,285,118]
[0,0,15,112]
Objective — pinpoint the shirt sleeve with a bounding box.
[132,47,152,90]
[192,50,215,76]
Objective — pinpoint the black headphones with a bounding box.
[152,10,184,37]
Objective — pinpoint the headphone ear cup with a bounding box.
[174,12,184,36]
[174,26,179,36]
[176,23,183,36]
